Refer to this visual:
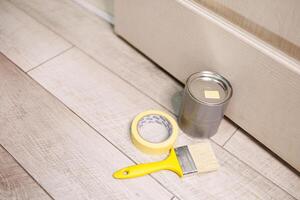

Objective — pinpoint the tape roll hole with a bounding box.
[137,114,173,143]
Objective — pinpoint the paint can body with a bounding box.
[178,71,233,138]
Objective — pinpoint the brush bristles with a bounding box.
[188,142,219,173]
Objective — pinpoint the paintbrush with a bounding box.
[113,142,219,179]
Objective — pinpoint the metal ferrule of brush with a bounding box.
[175,146,198,175]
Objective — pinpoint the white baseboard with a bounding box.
[72,0,114,24]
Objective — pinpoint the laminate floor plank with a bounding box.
[0,145,52,200]
[9,0,237,146]
[6,0,299,198]
[224,130,300,199]
[0,53,173,200]
[12,1,300,198]
[29,47,295,200]
[0,0,71,72]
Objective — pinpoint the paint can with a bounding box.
[178,71,233,138]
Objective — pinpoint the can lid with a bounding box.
[186,71,232,105]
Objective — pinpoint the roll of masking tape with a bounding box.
[131,110,178,155]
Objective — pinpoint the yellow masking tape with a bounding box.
[131,110,178,155]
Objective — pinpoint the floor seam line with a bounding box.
[7,0,180,117]
[211,139,297,199]
[7,0,79,58]
[26,45,74,73]
[0,143,55,200]
[222,128,239,147]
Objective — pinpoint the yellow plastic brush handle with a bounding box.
[113,148,183,179]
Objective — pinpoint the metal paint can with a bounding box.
[178,71,233,138]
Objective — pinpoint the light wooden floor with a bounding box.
[0,0,299,199]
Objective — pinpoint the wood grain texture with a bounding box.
[0,145,51,200]
[0,53,172,200]
[8,0,237,145]
[224,130,300,199]
[0,0,71,72]
[195,0,300,60]
[197,0,300,47]
[29,47,295,200]
[114,0,300,171]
